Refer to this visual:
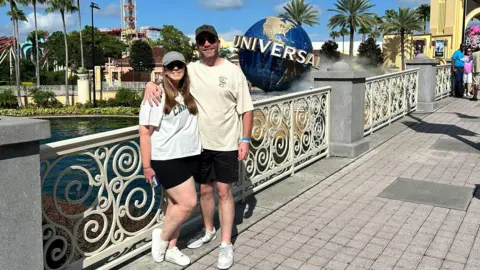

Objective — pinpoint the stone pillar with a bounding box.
[406,54,441,112]
[0,117,51,270]
[311,61,369,158]
[77,74,90,104]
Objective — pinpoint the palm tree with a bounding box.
[328,0,376,59]
[76,0,84,68]
[416,4,430,34]
[358,26,369,41]
[330,30,340,42]
[339,27,348,54]
[279,0,319,26]
[4,0,28,107]
[23,0,46,87]
[46,0,78,106]
[382,7,423,70]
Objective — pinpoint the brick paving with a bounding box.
[187,98,480,270]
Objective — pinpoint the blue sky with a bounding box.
[0,0,428,43]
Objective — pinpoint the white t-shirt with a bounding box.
[139,94,201,160]
[188,60,254,151]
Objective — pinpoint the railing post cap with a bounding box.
[327,60,353,71]
[0,116,51,146]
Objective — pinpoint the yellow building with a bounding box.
[382,0,480,70]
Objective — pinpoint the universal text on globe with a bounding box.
[233,35,320,69]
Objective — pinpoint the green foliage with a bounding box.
[157,25,194,62]
[329,31,340,41]
[219,48,233,59]
[46,26,127,69]
[129,40,155,73]
[416,4,430,34]
[279,0,320,26]
[357,37,384,67]
[115,88,142,107]
[320,41,341,61]
[28,88,61,108]
[328,0,376,57]
[0,89,19,109]
[0,106,140,116]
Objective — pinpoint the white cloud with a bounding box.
[218,29,243,41]
[197,0,245,10]
[94,3,120,18]
[273,1,323,17]
[0,12,76,42]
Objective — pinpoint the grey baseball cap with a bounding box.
[162,51,186,66]
[195,24,218,38]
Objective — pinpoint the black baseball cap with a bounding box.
[195,24,218,38]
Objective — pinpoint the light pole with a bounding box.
[90,2,100,107]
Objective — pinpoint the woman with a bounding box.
[464,47,474,97]
[139,51,200,266]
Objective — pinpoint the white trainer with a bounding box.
[217,243,234,269]
[187,227,217,249]
[165,246,191,266]
[151,228,168,263]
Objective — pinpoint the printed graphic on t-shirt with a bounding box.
[218,76,227,88]
[172,103,187,116]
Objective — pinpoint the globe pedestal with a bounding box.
[312,61,369,158]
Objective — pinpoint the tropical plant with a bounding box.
[46,0,78,106]
[328,0,376,59]
[219,47,233,59]
[358,26,369,41]
[23,0,47,87]
[279,0,319,26]
[75,0,84,67]
[416,4,430,34]
[339,27,349,54]
[0,89,18,108]
[382,7,423,70]
[158,25,194,62]
[4,0,28,107]
[330,30,340,42]
[385,9,396,20]
[369,14,384,39]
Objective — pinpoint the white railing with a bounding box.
[364,69,419,136]
[435,65,452,100]
[39,86,331,270]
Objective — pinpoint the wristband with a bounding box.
[241,137,251,143]
[143,166,151,170]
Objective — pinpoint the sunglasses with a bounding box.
[166,61,185,70]
[196,35,217,46]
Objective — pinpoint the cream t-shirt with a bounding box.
[188,59,254,151]
[139,94,201,160]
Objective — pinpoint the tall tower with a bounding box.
[121,0,137,42]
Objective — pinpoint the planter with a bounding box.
[77,74,89,80]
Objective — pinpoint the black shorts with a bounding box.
[150,155,200,189]
[198,149,238,184]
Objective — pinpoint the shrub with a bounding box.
[115,88,141,107]
[320,41,341,62]
[0,106,139,116]
[0,89,18,109]
[29,88,62,108]
[357,37,384,68]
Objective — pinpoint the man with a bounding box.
[452,44,465,97]
[144,25,254,269]
[471,46,480,101]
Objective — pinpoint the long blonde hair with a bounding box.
[162,67,197,115]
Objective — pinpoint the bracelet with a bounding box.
[241,137,251,143]
[143,166,151,170]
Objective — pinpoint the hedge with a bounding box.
[0,106,140,117]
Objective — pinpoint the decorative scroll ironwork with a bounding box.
[435,65,452,100]
[364,69,419,135]
[40,87,331,269]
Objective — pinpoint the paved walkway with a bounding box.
[186,98,480,270]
